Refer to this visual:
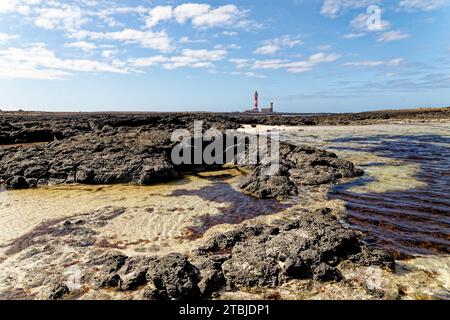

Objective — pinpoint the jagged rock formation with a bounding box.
[239,144,364,199]
[0,130,179,189]
[0,127,363,192]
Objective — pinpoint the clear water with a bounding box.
[274,123,450,258]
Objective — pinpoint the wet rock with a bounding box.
[239,144,364,199]
[222,236,282,288]
[23,165,48,179]
[239,175,298,199]
[221,225,312,287]
[142,288,169,300]
[349,247,396,270]
[196,225,264,255]
[97,274,122,289]
[91,253,203,299]
[192,256,227,298]
[0,130,179,189]
[6,176,29,189]
[313,263,343,282]
[102,254,128,273]
[217,209,394,288]
[75,169,94,184]
[92,253,155,291]
[121,270,148,291]
[48,283,70,300]
[147,253,201,300]
[283,257,311,279]
[139,164,179,184]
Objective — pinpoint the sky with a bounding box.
[0,0,449,113]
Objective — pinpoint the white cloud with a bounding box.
[273,35,303,48]
[253,59,290,70]
[320,0,380,17]
[101,49,120,59]
[128,55,168,68]
[0,1,267,79]
[0,0,42,15]
[308,52,339,63]
[377,30,411,43]
[129,48,227,70]
[100,6,148,16]
[343,32,367,39]
[222,31,238,36]
[0,33,18,43]
[243,71,265,78]
[174,3,210,24]
[191,4,244,28]
[164,49,227,69]
[254,45,280,55]
[231,52,339,74]
[145,5,173,28]
[399,0,450,11]
[344,58,404,67]
[65,41,96,52]
[172,3,254,29]
[232,71,266,78]
[0,43,128,80]
[0,1,93,32]
[214,43,240,50]
[74,29,173,52]
[228,43,241,50]
[1,1,257,32]
[254,35,303,55]
[34,4,88,31]
[229,58,253,69]
[252,52,340,73]
[0,0,18,14]
[179,37,207,44]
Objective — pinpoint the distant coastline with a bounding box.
[1,106,449,127]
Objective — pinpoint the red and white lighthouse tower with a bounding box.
[254,90,259,112]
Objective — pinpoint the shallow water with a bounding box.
[263,123,450,258]
[0,169,288,257]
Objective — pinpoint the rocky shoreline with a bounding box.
[1,109,445,300]
[0,112,366,192]
[1,107,449,145]
[0,206,395,300]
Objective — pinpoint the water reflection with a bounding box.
[328,134,450,257]
[171,175,290,239]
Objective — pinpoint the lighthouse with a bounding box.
[254,90,259,112]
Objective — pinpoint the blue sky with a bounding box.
[0,0,449,113]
